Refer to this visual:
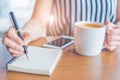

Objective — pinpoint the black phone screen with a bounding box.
[46,37,74,47]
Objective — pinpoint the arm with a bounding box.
[32,0,53,27]
[116,0,120,22]
[2,0,53,57]
[22,0,53,44]
[105,0,120,51]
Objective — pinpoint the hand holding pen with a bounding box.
[8,11,29,59]
[2,11,29,58]
[3,11,41,57]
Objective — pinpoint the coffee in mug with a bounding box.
[82,23,102,28]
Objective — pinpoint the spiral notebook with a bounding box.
[7,46,63,76]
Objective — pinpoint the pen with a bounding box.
[9,11,29,59]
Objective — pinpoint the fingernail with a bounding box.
[20,43,24,46]
[105,20,109,24]
[108,27,113,30]
[107,29,112,34]
[13,54,21,57]
[12,55,17,57]
[109,46,116,51]
[24,40,30,46]
[17,47,24,51]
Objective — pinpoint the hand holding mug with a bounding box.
[105,20,120,51]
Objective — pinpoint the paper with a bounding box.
[7,46,62,75]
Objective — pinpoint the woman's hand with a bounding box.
[105,20,120,51]
[22,19,46,45]
[2,19,46,57]
[3,27,25,57]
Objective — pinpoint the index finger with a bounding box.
[105,20,117,29]
[6,27,23,46]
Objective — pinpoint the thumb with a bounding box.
[22,32,32,46]
[105,20,116,29]
[105,20,111,25]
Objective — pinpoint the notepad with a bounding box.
[7,46,63,76]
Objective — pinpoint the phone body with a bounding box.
[43,36,74,49]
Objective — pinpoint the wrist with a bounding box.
[22,19,47,40]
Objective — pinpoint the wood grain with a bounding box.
[0,38,120,80]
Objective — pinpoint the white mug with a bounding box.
[74,21,106,56]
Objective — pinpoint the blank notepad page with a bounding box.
[8,46,62,75]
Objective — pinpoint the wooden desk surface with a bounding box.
[0,37,120,80]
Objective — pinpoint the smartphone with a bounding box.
[43,36,74,49]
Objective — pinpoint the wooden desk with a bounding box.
[0,37,120,80]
